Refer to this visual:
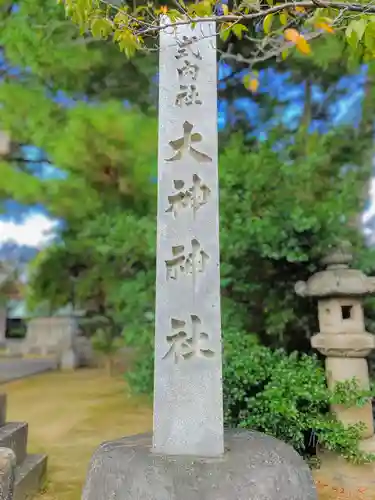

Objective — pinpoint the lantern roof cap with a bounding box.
[295,241,375,298]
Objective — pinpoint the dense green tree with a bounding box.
[1,0,375,377]
[25,122,375,356]
[0,0,158,217]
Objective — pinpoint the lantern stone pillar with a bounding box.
[295,242,375,452]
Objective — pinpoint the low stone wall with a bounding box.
[4,340,24,358]
[23,317,76,357]
[4,320,137,375]
[4,317,95,370]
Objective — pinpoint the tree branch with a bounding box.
[134,1,375,36]
[219,31,322,66]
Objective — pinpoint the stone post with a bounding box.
[295,242,375,452]
[0,448,15,500]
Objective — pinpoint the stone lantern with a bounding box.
[295,242,375,452]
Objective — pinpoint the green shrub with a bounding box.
[223,329,375,463]
[126,348,154,396]
[125,326,375,463]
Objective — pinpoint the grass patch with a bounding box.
[5,368,152,500]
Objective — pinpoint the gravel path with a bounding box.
[0,358,58,383]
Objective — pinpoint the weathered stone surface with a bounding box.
[13,454,47,500]
[0,447,16,500]
[297,242,375,451]
[0,423,28,466]
[0,395,6,427]
[311,332,375,357]
[59,348,78,371]
[154,18,223,458]
[295,243,375,297]
[82,430,317,500]
[23,316,79,359]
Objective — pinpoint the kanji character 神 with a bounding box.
[165,238,209,280]
[165,175,211,218]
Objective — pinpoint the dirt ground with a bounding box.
[314,465,375,499]
[4,369,152,500]
[4,368,375,500]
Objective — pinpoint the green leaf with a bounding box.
[346,19,367,44]
[220,24,232,42]
[263,14,273,34]
[91,17,113,39]
[232,23,248,39]
[166,9,183,21]
[192,0,214,16]
[242,73,251,88]
[346,30,359,50]
[279,10,288,26]
[364,22,375,51]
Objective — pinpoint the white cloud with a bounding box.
[0,214,58,247]
[363,178,375,225]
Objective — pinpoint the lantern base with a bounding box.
[315,444,375,493]
[358,434,375,454]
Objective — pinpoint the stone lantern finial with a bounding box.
[320,241,353,269]
[296,242,375,454]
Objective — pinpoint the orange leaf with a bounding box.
[248,78,259,93]
[314,21,334,33]
[284,28,300,43]
[160,5,168,14]
[296,35,311,54]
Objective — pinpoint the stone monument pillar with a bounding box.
[295,242,375,452]
[81,17,317,500]
[153,15,223,458]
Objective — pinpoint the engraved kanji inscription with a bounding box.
[165,238,209,280]
[165,121,212,163]
[175,84,202,107]
[175,35,202,60]
[166,175,211,218]
[177,60,199,80]
[162,315,215,363]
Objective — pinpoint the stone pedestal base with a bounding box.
[358,435,375,454]
[0,447,15,500]
[82,430,317,500]
[315,446,375,493]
